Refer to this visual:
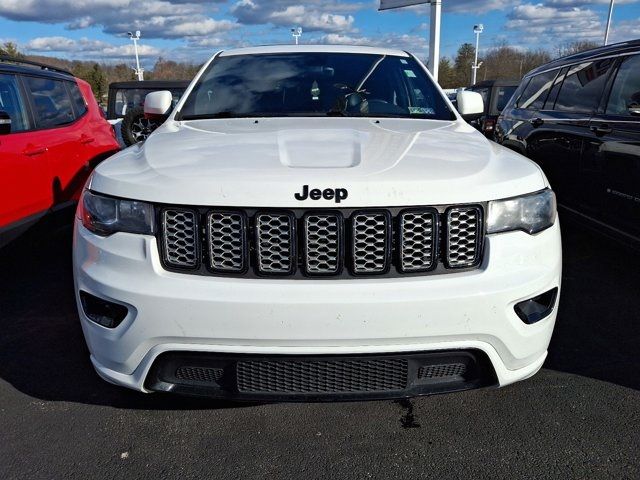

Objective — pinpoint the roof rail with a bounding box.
[0,55,73,76]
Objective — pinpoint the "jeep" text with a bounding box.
[294,185,348,203]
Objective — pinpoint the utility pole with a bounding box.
[291,27,302,45]
[471,24,483,85]
[128,31,144,81]
[604,0,615,45]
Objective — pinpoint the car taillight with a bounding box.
[483,118,496,133]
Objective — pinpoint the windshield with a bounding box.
[178,52,454,120]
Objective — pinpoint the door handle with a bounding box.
[79,135,95,144]
[23,145,47,156]
[530,118,544,128]
[590,124,612,136]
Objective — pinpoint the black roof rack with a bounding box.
[0,55,73,76]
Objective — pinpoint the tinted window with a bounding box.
[606,54,640,116]
[470,87,490,112]
[180,53,453,120]
[114,87,185,117]
[24,77,75,128]
[517,70,558,110]
[543,67,569,110]
[554,59,613,112]
[69,82,88,117]
[0,74,31,132]
[495,86,517,113]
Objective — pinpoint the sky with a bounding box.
[1,0,639,67]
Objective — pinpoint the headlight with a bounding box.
[487,189,556,235]
[79,190,155,236]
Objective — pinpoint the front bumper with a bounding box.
[73,219,562,397]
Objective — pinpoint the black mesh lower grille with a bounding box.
[175,366,224,383]
[418,363,467,379]
[236,358,408,393]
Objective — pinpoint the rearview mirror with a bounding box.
[144,91,173,119]
[0,111,11,135]
[457,91,484,121]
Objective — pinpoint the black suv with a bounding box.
[496,40,640,246]
[467,79,519,139]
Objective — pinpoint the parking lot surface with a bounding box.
[1,218,639,480]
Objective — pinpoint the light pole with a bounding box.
[604,0,615,45]
[127,30,144,81]
[471,24,483,86]
[291,27,302,45]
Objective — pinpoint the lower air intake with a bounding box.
[236,358,408,393]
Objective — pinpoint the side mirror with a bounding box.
[628,102,640,116]
[457,91,484,121]
[144,91,173,120]
[0,111,11,135]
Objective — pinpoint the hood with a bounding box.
[91,117,547,207]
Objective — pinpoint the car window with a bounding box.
[114,87,186,116]
[517,70,558,110]
[543,67,568,110]
[495,86,517,113]
[554,59,613,113]
[470,87,490,112]
[179,53,454,120]
[606,54,640,116]
[0,73,31,132]
[23,76,75,128]
[69,82,88,117]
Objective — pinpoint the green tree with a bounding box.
[0,42,24,58]
[453,43,476,87]
[437,57,457,89]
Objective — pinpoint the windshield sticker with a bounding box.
[404,70,417,78]
[400,59,408,64]
[409,107,435,115]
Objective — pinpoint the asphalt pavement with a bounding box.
[1,217,638,479]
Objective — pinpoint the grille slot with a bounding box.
[255,213,295,274]
[162,209,198,268]
[175,366,224,383]
[305,214,342,275]
[236,358,408,393]
[418,363,467,379]
[399,210,437,272]
[446,207,482,268]
[352,212,391,274]
[207,211,246,273]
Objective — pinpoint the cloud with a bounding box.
[231,0,363,33]
[25,35,163,60]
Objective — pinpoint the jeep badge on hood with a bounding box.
[294,185,349,203]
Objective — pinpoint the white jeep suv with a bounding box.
[73,45,561,401]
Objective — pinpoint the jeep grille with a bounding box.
[158,205,484,278]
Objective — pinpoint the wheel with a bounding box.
[121,107,161,146]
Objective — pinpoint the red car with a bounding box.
[0,56,120,247]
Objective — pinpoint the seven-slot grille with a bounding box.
[159,205,484,277]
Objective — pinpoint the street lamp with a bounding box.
[471,24,484,85]
[127,30,144,81]
[291,27,302,45]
